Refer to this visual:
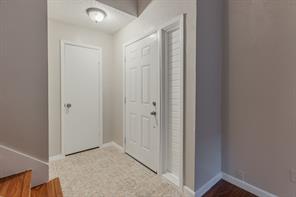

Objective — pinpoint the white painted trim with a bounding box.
[111,142,124,152]
[49,154,65,162]
[163,172,179,186]
[159,14,185,189]
[183,186,195,197]
[98,46,104,148]
[195,173,222,197]
[101,142,114,148]
[122,15,185,49]
[102,141,124,152]
[158,29,164,175]
[60,40,104,156]
[123,29,156,49]
[0,145,48,187]
[155,30,161,175]
[192,172,277,197]
[61,40,102,51]
[0,145,48,165]
[222,173,278,197]
[60,40,65,155]
[122,43,127,152]
[179,14,185,190]
[158,15,185,31]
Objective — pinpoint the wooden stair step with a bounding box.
[31,178,63,197]
[0,170,32,197]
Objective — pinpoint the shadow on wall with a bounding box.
[138,0,152,16]
[195,0,224,190]
[221,0,230,172]
[96,0,152,17]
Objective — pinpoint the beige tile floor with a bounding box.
[50,146,184,197]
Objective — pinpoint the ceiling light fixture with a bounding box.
[86,8,106,23]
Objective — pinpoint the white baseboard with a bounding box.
[0,144,49,187]
[101,142,112,148]
[49,154,65,162]
[193,172,276,197]
[102,141,124,152]
[163,172,179,186]
[101,142,114,149]
[222,173,277,197]
[195,173,222,197]
[183,186,195,197]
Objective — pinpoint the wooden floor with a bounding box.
[31,178,63,197]
[203,180,257,197]
[0,170,32,197]
[0,170,63,197]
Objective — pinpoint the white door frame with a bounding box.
[60,40,104,155]
[123,15,184,189]
[159,15,185,188]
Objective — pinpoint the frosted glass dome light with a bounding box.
[86,8,106,23]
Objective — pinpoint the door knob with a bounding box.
[64,103,72,109]
[150,111,156,116]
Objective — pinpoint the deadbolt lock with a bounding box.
[150,111,156,116]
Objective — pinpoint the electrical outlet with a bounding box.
[290,169,296,183]
[237,170,245,181]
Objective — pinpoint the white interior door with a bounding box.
[125,33,159,171]
[62,42,101,155]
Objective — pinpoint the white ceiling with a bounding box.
[48,0,136,34]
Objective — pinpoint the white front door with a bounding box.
[62,42,101,155]
[125,33,159,171]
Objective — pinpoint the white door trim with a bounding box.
[60,40,103,155]
[122,15,184,189]
[159,15,184,188]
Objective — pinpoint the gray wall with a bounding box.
[223,0,296,196]
[0,0,48,162]
[195,0,223,190]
